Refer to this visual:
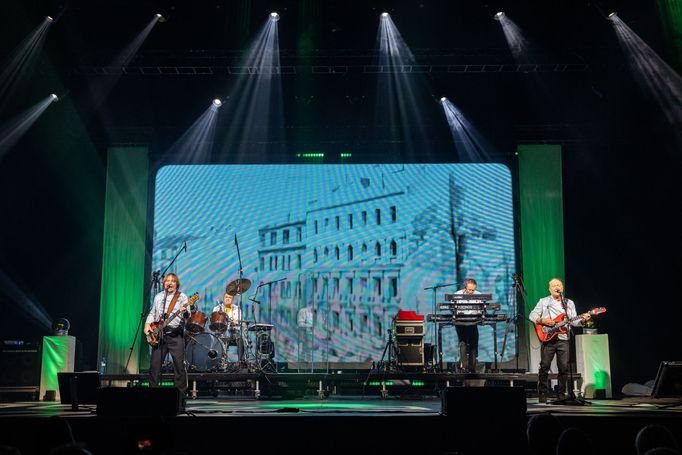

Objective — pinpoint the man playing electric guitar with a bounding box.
[144,273,190,393]
[528,278,591,403]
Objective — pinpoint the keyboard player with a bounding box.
[454,278,480,373]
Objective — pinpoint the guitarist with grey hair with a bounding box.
[144,273,192,393]
[529,278,591,403]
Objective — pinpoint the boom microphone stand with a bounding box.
[125,242,187,372]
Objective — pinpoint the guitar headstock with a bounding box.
[188,292,201,306]
[589,307,607,315]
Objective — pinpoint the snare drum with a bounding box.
[209,311,229,333]
[186,311,208,334]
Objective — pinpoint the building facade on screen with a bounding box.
[152,164,515,364]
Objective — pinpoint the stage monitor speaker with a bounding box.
[652,361,682,398]
[442,386,527,452]
[0,341,41,387]
[58,372,100,405]
[97,387,183,417]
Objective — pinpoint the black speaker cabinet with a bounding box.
[0,342,41,387]
[441,386,527,453]
[58,372,100,405]
[97,387,183,417]
[652,361,682,398]
[396,337,424,366]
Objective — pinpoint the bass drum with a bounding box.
[186,332,224,371]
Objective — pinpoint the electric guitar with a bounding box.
[146,292,200,347]
[535,307,607,342]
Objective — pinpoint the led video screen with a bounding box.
[152,163,516,365]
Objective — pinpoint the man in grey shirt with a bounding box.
[528,278,590,403]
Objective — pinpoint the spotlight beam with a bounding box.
[217,14,285,162]
[0,95,57,160]
[496,14,531,63]
[0,270,53,331]
[85,14,164,115]
[166,101,221,163]
[610,14,682,127]
[441,98,494,162]
[0,17,53,104]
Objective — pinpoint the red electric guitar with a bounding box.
[535,307,607,342]
[146,292,200,347]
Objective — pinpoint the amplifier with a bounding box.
[0,340,41,387]
[397,337,424,366]
[394,320,425,337]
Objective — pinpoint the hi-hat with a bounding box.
[225,278,251,296]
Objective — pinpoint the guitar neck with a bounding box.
[156,293,196,328]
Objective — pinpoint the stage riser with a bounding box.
[101,372,571,399]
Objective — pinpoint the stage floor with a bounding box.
[1,395,682,454]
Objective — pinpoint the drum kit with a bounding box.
[183,278,276,372]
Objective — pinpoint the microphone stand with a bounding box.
[500,274,526,372]
[423,282,459,372]
[552,292,591,406]
[124,242,186,373]
[233,234,245,366]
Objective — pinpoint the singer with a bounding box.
[144,273,190,393]
[528,278,590,403]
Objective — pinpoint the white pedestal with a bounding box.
[39,336,76,401]
[575,333,612,398]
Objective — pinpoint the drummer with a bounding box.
[212,292,241,323]
[212,291,244,358]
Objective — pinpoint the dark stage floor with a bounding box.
[1,395,682,454]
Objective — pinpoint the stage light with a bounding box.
[270,12,280,21]
[608,12,617,19]
[381,12,389,18]
[50,93,59,102]
[156,13,167,22]
[46,16,55,23]
[52,318,70,336]
[440,96,447,103]
[212,98,222,107]
[494,11,505,20]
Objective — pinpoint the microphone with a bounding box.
[557,290,562,295]
[183,241,187,252]
[248,297,260,304]
[207,349,218,359]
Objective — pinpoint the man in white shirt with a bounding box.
[144,273,190,392]
[212,292,244,360]
[528,278,590,403]
[454,278,480,373]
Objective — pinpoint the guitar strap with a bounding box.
[164,292,181,319]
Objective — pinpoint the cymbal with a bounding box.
[225,278,251,296]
